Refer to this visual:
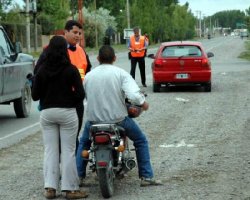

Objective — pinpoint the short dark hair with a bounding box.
[64,20,82,31]
[98,45,115,64]
[133,27,139,32]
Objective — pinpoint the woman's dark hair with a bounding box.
[45,35,71,68]
[64,20,82,31]
[98,45,115,64]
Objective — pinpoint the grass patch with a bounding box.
[29,51,42,58]
[239,40,250,60]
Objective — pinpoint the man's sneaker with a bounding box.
[44,188,56,199]
[65,190,88,199]
[140,177,163,187]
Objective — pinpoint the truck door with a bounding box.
[0,50,3,97]
[0,27,21,100]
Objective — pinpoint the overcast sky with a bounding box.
[13,0,24,7]
[14,0,250,17]
[178,0,250,16]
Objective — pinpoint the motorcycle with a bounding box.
[81,96,145,198]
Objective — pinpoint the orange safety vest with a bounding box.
[67,44,88,80]
[130,35,146,58]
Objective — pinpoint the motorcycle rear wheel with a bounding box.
[97,162,114,198]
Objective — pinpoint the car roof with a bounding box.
[160,41,202,47]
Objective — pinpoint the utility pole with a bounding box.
[196,11,202,38]
[126,0,130,28]
[209,17,212,34]
[78,0,85,48]
[25,0,30,53]
[32,0,38,52]
[195,11,199,37]
[94,0,98,49]
[203,14,206,36]
[199,11,202,38]
[196,11,202,37]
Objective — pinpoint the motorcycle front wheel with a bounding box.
[97,160,114,198]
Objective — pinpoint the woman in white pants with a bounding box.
[32,36,87,199]
[41,108,78,191]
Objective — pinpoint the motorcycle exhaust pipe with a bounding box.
[125,159,136,170]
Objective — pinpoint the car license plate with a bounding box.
[176,73,188,79]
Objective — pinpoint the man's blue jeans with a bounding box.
[76,116,154,179]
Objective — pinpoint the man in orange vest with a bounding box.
[128,27,148,87]
[35,20,92,152]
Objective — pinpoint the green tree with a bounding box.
[0,0,14,19]
[81,0,125,33]
[1,2,24,23]
[246,6,250,16]
[171,4,195,40]
[81,7,117,47]
[37,0,70,34]
[245,7,250,32]
[129,0,195,42]
[211,10,246,30]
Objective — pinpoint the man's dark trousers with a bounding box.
[130,56,146,85]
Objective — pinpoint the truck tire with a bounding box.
[14,82,32,118]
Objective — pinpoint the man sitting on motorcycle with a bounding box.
[76,45,162,187]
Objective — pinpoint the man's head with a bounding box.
[133,27,140,37]
[97,45,116,64]
[64,20,82,46]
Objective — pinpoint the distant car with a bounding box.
[240,31,249,38]
[148,41,214,92]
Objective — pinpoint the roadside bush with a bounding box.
[239,40,250,60]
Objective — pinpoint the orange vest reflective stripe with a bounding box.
[67,44,87,80]
[130,35,145,57]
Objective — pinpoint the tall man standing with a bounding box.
[128,27,148,87]
[64,20,92,151]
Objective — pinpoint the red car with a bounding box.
[148,41,214,92]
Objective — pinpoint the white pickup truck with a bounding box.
[0,25,34,118]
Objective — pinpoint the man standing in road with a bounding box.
[128,27,148,87]
[63,20,92,151]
